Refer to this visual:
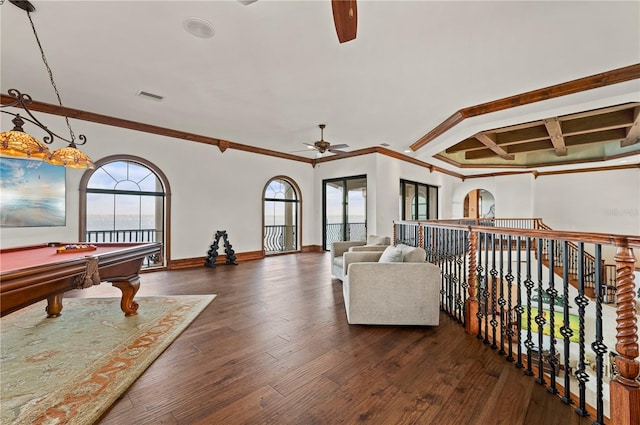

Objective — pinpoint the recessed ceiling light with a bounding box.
[404,149,412,153]
[183,17,215,39]
[380,142,390,147]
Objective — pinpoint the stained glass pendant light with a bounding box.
[0,0,94,169]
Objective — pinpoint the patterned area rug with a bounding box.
[1,295,216,425]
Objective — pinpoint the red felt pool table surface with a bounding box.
[0,242,162,318]
[1,244,132,273]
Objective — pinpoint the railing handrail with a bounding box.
[394,219,640,249]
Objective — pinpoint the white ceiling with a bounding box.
[1,1,639,174]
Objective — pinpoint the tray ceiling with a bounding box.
[436,103,640,169]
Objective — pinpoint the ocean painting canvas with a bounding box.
[0,157,66,227]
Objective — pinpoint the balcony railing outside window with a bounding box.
[325,222,366,250]
[85,228,163,268]
[264,224,297,254]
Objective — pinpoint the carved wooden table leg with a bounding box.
[46,294,64,318]
[112,276,140,316]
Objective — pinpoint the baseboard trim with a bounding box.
[168,250,265,270]
[302,245,323,253]
[168,248,324,269]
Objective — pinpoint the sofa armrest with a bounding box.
[343,251,384,275]
[331,241,366,259]
[349,245,389,253]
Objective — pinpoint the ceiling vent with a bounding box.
[380,142,391,147]
[136,90,164,101]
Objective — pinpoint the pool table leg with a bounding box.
[112,276,140,316]
[46,294,63,318]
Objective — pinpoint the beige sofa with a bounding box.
[342,245,441,326]
[330,235,391,281]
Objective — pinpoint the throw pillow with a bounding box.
[367,235,388,245]
[378,246,404,263]
[403,246,427,263]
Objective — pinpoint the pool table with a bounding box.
[0,242,162,318]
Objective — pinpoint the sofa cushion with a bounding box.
[378,246,404,263]
[396,244,426,263]
[367,235,389,245]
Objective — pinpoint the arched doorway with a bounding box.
[263,176,301,254]
[463,189,495,219]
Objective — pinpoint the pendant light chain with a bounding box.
[27,10,76,144]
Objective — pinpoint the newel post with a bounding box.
[465,229,479,334]
[610,240,639,425]
[393,222,397,245]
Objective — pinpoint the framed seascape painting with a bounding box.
[0,157,66,227]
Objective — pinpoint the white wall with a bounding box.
[533,168,640,235]
[452,174,535,219]
[2,111,638,262]
[0,112,315,260]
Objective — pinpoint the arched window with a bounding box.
[79,155,170,268]
[263,177,301,254]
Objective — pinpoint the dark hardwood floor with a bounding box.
[69,252,595,425]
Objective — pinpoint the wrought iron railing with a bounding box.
[264,225,297,253]
[325,222,366,249]
[394,220,640,425]
[85,228,163,268]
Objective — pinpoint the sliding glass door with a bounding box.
[323,175,367,250]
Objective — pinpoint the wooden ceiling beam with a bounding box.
[543,117,567,156]
[565,128,628,147]
[561,109,635,135]
[621,106,640,147]
[474,133,515,160]
[494,125,550,146]
[445,138,485,153]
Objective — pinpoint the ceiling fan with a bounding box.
[238,0,357,43]
[293,124,349,157]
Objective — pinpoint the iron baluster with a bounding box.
[505,235,515,362]
[498,234,506,355]
[546,239,559,394]
[461,230,469,327]
[490,233,499,350]
[591,244,607,425]
[514,236,524,369]
[574,242,589,417]
[476,232,485,339]
[524,237,535,377]
[560,240,574,405]
[535,237,546,385]
[484,232,491,345]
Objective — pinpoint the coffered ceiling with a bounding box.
[436,103,640,168]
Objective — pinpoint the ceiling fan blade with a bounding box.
[332,0,358,43]
[328,148,348,155]
[330,143,349,150]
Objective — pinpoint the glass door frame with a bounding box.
[322,174,367,251]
